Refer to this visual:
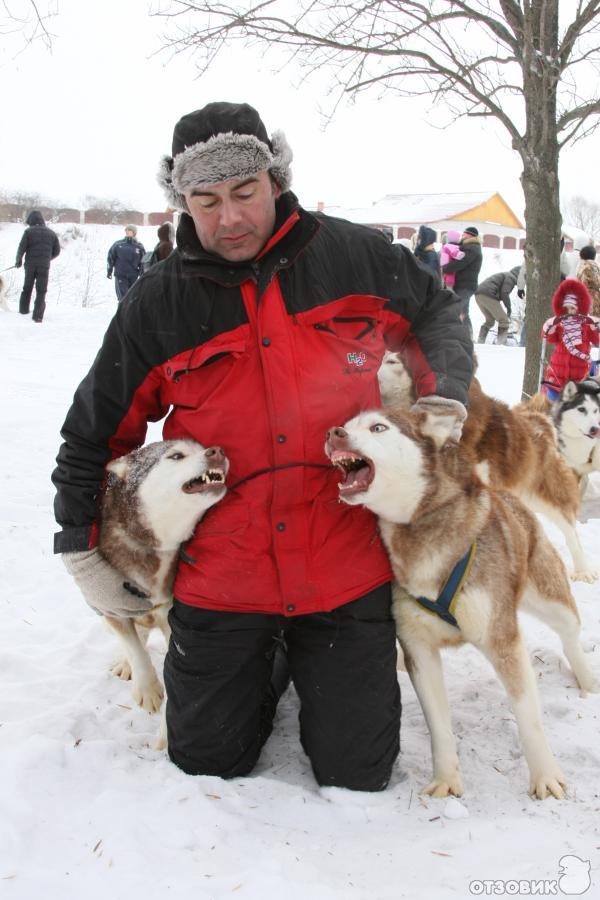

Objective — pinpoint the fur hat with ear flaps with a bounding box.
[158,101,293,212]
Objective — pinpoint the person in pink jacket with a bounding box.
[440,230,465,288]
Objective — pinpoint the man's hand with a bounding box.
[107,272,112,279]
[517,289,525,299]
[63,548,154,618]
[412,395,467,442]
[15,261,22,269]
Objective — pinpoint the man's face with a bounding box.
[125,229,135,239]
[184,171,281,262]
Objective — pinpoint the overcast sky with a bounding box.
[2,0,600,218]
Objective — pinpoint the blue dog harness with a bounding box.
[412,543,476,627]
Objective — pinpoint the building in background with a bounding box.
[320,191,525,250]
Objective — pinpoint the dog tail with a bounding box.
[514,392,552,415]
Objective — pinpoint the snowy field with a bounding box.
[0,222,599,899]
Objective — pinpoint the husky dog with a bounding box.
[0,275,9,311]
[550,380,600,493]
[99,439,228,725]
[378,353,596,582]
[325,407,597,799]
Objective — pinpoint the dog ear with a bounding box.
[418,408,462,448]
[105,456,130,480]
[561,381,578,401]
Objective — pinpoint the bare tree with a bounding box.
[562,194,600,242]
[0,187,43,207]
[154,0,600,398]
[1,0,57,52]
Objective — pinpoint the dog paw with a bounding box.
[111,658,132,680]
[529,770,567,800]
[569,568,599,583]
[132,678,164,713]
[422,774,464,798]
[154,728,168,752]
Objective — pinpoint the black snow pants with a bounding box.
[19,264,49,321]
[164,583,401,791]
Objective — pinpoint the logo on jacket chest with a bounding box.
[347,351,367,367]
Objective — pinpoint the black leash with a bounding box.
[228,461,336,491]
[178,460,338,566]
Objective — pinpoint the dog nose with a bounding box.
[590,426,600,437]
[205,446,225,462]
[327,427,348,440]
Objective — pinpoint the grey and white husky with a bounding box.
[551,379,600,495]
[98,439,228,738]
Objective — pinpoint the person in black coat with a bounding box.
[414,225,441,286]
[15,210,61,322]
[441,226,483,334]
[106,225,145,301]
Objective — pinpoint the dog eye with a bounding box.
[168,452,185,460]
[370,423,388,433]
[578,406,586,412]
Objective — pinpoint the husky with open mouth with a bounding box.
[325,406,597,799]
[379,352,597,582]
[99,439,228,733]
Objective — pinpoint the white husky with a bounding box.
[99,439,228,743]
[325,406,597,799]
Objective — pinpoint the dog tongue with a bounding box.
[342,465,371,492]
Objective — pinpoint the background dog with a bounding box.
[0,275,9,311]
[550,380,600,492]
[379,352,597,582]
[326,406,597,799]
[99,439,228,728]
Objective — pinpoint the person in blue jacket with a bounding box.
[106,225,145,301]
[414,225,441,286]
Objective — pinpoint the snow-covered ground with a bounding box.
[1,223,599,900]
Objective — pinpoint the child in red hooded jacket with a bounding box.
[541,278,600,399]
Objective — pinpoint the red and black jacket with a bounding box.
[53,193,473,616]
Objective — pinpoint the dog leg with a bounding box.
[483,637,567,800]
[401,639,464,797]
[155,702,168,751]
[104,616,164,713]
[528,498,598,582]
[150,604,171,749]
[521,587,598,694]
[109,625,149,681]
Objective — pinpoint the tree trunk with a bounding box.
[519,0,561,400]
[520,154,561,399]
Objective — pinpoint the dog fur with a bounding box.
[98,439,228,739]
[0,275,9,312]
[379,352,597,582]
[526,381,600,497]
[325,406,597,799]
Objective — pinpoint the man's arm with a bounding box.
[15,231,27,266]
[383,245,473,405]
[51,232,61,260]
[52,296,169,553]
[106,242,116,276]
[441,246,472,275]
[500,272,516,311]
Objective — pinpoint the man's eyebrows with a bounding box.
[190,178,258,198]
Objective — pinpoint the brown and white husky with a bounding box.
[378,351,597,582]
[325,405,597,799]
[99,439,228,742]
